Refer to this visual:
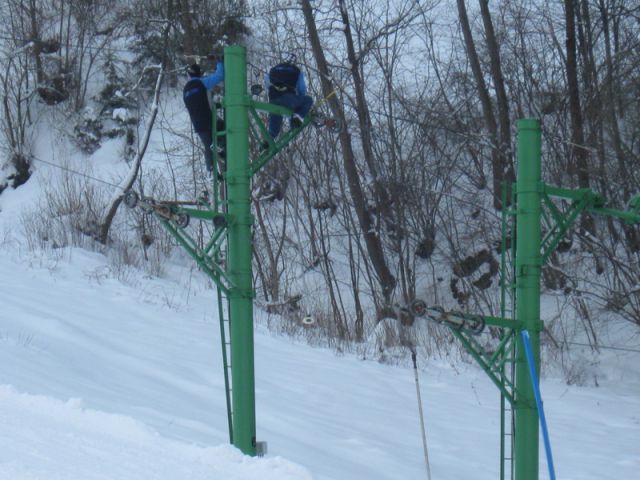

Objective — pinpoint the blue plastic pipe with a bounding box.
[521,330,556,480]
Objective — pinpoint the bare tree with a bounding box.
[0,44,34,189]
[301,0,396,308]
[0,0,38,189]
[564,0,590,188]
[456,0,514,209]
[97,65,164,244]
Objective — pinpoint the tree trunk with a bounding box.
[98,66,164,244]
[337,0,392,218]
[301,0,396,305]
[576,0,606,196]
[564,0,590,188]
[456,0,504,210]
[254,200,282,302]
[597,0,628,197]
[177,0,196,56]
[478,0,515,189]
[565,0,595,235]
[27,0,43,84]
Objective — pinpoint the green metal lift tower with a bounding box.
[124,45,337,456]
[126,48,640,476]
[413,118,640,480]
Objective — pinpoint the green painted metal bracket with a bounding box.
[541,184,640,261]
[248,103,311,176]
[544,184,640,222]
[177,206,228,223]
[499,182,517,322]
[147,46,323,456]
[204,222,229,256]
[210,102,226,211]
[450,328,517,405]
[591,206,640,224]
[161,219,234,295]
[417,305,525,405]
[544,185,605,206]
[251,100,296,116]
[540,193,586,262]
[483,315,523,330]
[419,303,543,408]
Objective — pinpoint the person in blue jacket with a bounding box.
[183,61,225,174]
[265,58,313,138]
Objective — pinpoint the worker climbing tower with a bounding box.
[123,45,338,456]
[121,43,640,478]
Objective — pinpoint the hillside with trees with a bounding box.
[1,0,639,382]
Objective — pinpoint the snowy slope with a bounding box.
[0,385,309,480]
[1,241,639,480]
[1,130,639,479]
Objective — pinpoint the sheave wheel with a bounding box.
[410,299,428,317]
[175,213,190,229]
[310,111,326,128]
[123,190,139,208]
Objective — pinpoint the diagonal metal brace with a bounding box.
[541,185,640,261]
[248,103,311,176]
[162,219,235,295]
[411,302,521,405]
[451,328,517,405]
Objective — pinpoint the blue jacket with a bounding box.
[183,62,224,133]
[265,63,306,100]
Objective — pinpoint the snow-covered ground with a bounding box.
[0,384,309,480]
[1,130,639,480]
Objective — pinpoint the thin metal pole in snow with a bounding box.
[412,351,432,480]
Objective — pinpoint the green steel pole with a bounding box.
[224,45,256,456]
[514,119,542,480]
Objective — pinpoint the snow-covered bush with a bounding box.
[73,109,104,155]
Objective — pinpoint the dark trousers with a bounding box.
[196,130,214,172]
[268,94,314,137]
[195,118,225,173]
